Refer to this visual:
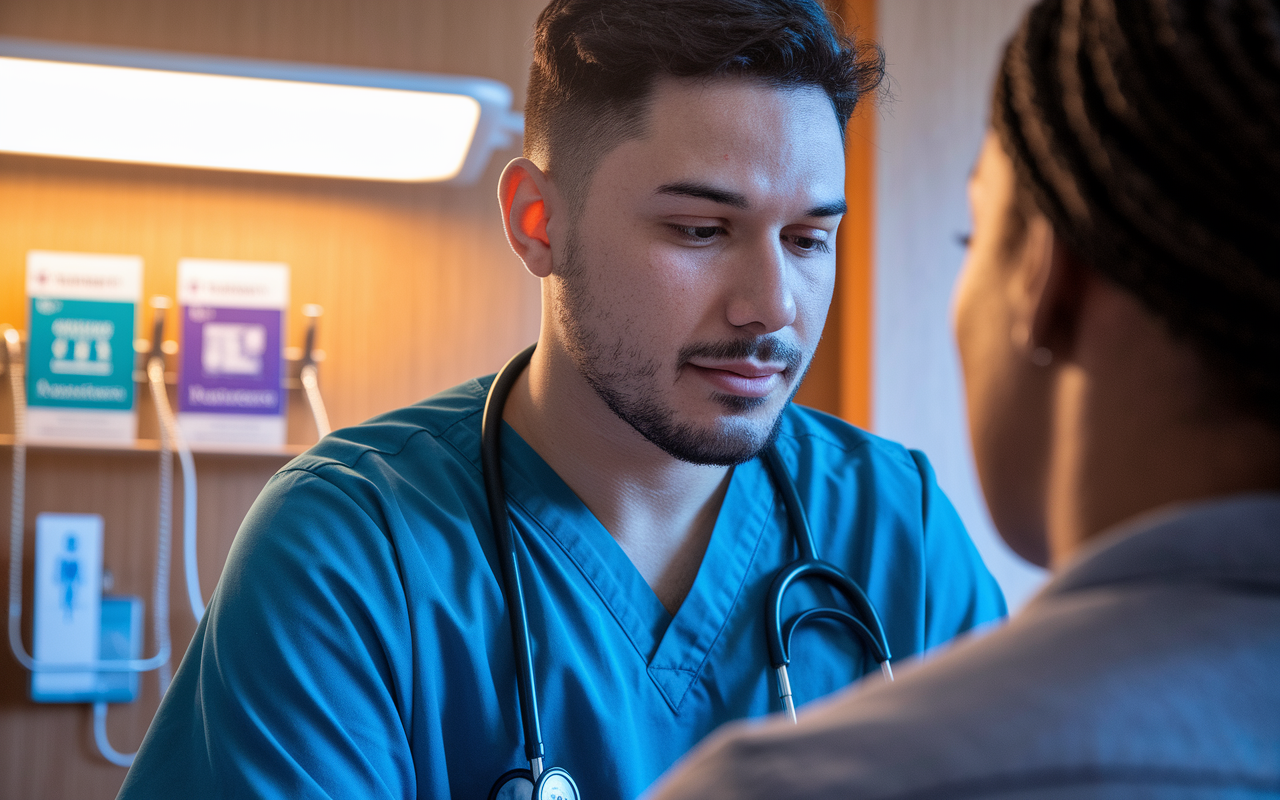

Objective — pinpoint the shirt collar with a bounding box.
[1034,492,1280,603]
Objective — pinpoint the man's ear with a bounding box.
[498,158,555,279]
[1021,219,1088,361]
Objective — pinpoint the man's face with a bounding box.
[549,77,846,465]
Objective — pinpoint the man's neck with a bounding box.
[501,344,732,615]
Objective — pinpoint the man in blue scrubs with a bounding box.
[119,2,1005,798]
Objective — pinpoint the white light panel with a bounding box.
[0,38,523,183]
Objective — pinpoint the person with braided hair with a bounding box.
[647,0,1280,797]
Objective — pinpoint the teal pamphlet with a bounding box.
[25,251,142,444]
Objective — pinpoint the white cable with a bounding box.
[179,438,201,623]
[146,358,176,694]
[300,363,331,439]
[4,327,170,674]
[5,327,30,673]
[298,305,331,441]
[93,701,136,767]
[148,357,203,625]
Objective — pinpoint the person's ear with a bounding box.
[498,158,555,279]
[1017,219,1088,364]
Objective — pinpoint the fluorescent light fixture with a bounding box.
[0,37,523,183]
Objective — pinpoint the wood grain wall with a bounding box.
[792,0,875,425]
[0,1,874,796]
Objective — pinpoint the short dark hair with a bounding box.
[525,0,883,208]
[993,0,1280,424]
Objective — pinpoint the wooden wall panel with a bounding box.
[837,0,878,430]
[0,1,545,797]
[792,0,876,427]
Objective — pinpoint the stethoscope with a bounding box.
[482,344,893,800]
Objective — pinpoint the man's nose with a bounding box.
[725,238,797,334]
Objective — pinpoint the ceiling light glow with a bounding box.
[0,38,523,183]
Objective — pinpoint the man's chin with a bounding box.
[586,368,796,466]
[708,391,773,414]
[640,404,790,467]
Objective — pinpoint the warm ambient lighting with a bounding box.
[0,37,523,183]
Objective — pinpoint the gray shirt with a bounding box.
[647,494,1280,799]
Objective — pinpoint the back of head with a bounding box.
[992,0,1280,424]
[525,0,883,208]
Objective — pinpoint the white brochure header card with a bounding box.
[27,251,142,302]
[178,259,289,310]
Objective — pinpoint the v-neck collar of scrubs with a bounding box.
[496,421,780,712]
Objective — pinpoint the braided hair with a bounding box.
[992,0,1280,423]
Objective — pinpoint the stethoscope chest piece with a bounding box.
[535,767,580,800]
[490,767,580,800]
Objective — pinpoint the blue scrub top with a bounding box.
[118,376,1005,800]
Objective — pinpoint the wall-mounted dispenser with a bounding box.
[28,512,144,706]
[30,512,105,700]
[4,322,171,768]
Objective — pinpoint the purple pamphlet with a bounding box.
[177,259,289,449]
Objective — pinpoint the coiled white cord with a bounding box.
[145,358,175,696]
[299,305,331,440]
[93,701,135,767]
[5,327,172,674]
[147,355,203,627]
[81,344,207,768]
[5,325,186,766]
[89,354,189,769]
[5,327,29,675]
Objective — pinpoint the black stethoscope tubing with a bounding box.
[481,344,547,778]
[481,343,892,797]
[761,445,894,719]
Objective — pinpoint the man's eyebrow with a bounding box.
[656,182,847,218]
[655,182,750,209]
[807,199,847,217]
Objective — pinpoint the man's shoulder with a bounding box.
[220,376,501,601]
[285,375,494,476]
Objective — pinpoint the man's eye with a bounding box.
[673,225,723,241]
[788,234,831,254]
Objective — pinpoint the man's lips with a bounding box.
[686,360,787,398]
